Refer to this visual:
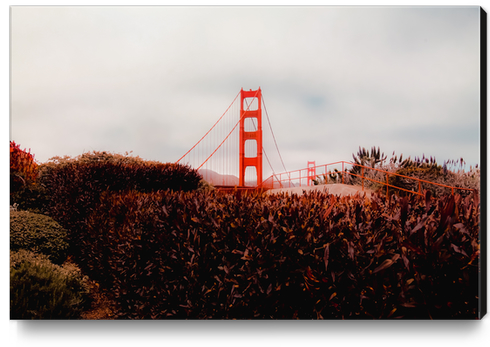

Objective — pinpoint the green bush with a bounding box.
[10,211,69,265]
[10,250,90,319]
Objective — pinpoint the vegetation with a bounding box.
[38,151,202,258]
[10,141,40,209]
[351,146,387,169]
[312,168,346,185]
[10,211,69,265]
[10,146,204,320]
[10,250,90,319]
[10,141,38,191]
[73,188,480,319]
[340,146,480,197]
[9,142,481,319]
[10,182,50,215]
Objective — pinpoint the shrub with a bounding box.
[10,211,69,265]
[197,179,215,191]
[10,250,90,319]
[312,168,348,185]
[388,156,479,197]
[10,142,50,214]
[10,183,50,215]
[78,188,480,319]
[441,159,480,192]
[10,141,38,198]
[39,151,202,256]
[351,146,387,169]
[348,148,479,197]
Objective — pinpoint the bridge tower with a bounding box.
[239,88,263,187]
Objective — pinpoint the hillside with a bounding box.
[198,169,298,188]
[198,169,239,186]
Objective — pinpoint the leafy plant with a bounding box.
[10,250,90,319]
[76,187,480,319]
[40,151,202,259]
[10,141,38,198]
[10,183,50,215]
[10,142,51,214]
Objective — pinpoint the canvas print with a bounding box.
[9,6,485,319]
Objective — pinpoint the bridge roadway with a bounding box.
[265,183,374,197]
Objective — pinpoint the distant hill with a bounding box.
[198,169,239,186]
[198,168,298,188]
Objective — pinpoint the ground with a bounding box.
[80,278,117,320]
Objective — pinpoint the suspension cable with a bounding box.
[243,98,277,176]
[262,94,288,173]
[175,90,241,164]
[197,89,259,171]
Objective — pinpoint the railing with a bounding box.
[262,161,347,188]
[214,185,266,192]
[262,161,476,198]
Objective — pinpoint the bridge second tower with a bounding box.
[239,88,263,187]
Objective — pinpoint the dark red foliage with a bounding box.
[10,141,38,195]
[77,189,480,319]
[41,160,202,258]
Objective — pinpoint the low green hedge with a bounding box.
[10,211,69,265]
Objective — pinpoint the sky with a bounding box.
[9,5,482,177]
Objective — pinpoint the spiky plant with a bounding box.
[352,146,387,169]
[348,146,387,189]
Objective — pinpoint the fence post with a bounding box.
[362,166,364,191]
[418,181,421,196]
[342,162,344,184]
[386,173,389,199]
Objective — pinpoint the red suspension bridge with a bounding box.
[176,88,475,197]
[176,88,287,190]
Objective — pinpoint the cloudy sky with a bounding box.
[9,5,481,177]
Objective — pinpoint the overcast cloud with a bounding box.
[10,6,481,176]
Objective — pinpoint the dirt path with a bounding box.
[80,278,117,320]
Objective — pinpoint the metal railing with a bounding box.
[262,161,476,197]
